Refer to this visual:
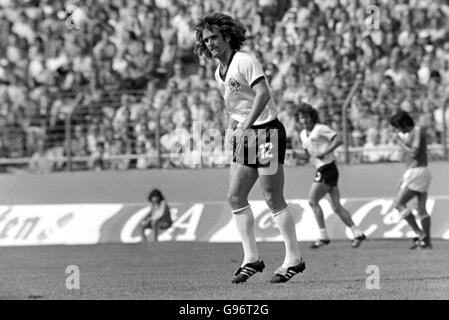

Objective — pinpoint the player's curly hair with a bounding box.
[297,102,320,125]
[193,13,246,59]
[148,189,165,203]
[390,111,414,129]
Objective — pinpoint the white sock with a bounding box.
[350,225,363,238]
[273,207,302,268]
[320,228,329,240]
[232,206,259,266]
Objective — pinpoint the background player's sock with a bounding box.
[350,225,363,238]
[420,215,431,244]
[402,209,423,237]
[273,207,302,268]
[319,228,329,240]
[232,206,259,265]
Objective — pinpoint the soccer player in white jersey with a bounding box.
[194,13,305,284]
[296,104,366,249]
[390,111,432,249]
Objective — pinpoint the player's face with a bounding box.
[396,127,405,134]
[202,28,229,59]
[150,196,161,204]
[298,114,314,130]
[395,125,409,134]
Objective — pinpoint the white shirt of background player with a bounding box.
[300,124,337,169]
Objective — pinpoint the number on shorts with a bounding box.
[259,142,273,161]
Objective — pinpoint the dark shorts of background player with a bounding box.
[314,161,339,186]
[232,118,286,168]
[142,218,172,230]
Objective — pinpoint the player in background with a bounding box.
[295,104,367,248]
[194,13,305,284]
[389,111,432,249]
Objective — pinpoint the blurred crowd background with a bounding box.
[0,0,448,173]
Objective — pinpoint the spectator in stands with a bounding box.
[29,138,55,174]
[159,34,179,74]
[109,137,130,171]
[121,34,155,90]
[167,61,190,92]
[97,59,122,93]
[189,64,208,90]
[381,128,403,163]
[350,129,365,164]
[68,124,89,158]
[135,137,159,169]
[362,128,384,163]
[88,140,110,171]
[1,0,449,170]
[279,100,300,147]
[282,74,302,104]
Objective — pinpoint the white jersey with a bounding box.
[215,51,277,126]
[300,124,337,169]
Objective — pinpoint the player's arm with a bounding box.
[315,132,343,159]
[225,118,240,150]
[228,118,239,130]
[397,130,420,157]
[293,131,310,160]
[160,200,167,213]
[397,140,418,168]
[241,79,271,131]
[396,137,412,153]
[140,209,153,225]
[292,147,310,160]
[401,129,423,167]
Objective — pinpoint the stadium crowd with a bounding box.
[0,0,448,172]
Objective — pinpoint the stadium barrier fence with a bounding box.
[342,77,362,164]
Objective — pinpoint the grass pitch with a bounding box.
[1,240,448,300]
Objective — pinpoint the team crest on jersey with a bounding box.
[314,171,322,182]
[228,78,241,93]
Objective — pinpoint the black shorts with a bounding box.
[314,162,339,186]
[233,118,286,169]
[142,219,172,230]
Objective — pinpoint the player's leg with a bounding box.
[152,220,159,242]
[258,164,305,283]
[259,165,302,265]
[227,163,261,266]
[139,219,151,242]
[308,181,331,247]
[395,187,424,247]
[410,168,432,248]
[328,186,356,228]
[140,224,147,242]
[328,186,366,247]
[416,192,432,248]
